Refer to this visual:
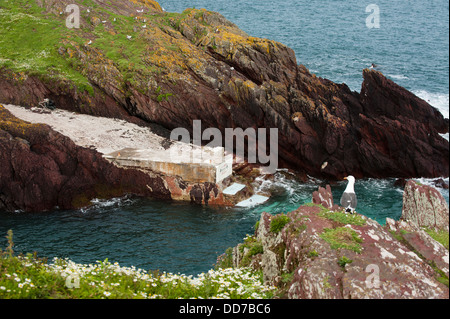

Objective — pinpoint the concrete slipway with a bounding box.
[4,104,269,207]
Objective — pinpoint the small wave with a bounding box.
[413,177,449,187]
[387,74,409,80]
[90,197,125,208]
[255,170,315,196]
[80,195,136,213]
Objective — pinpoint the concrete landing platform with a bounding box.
[223,183,246,195]
[236,194,270,207]
[104,146,232,184]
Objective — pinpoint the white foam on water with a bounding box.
[80,196,135,213]
[413,90,449,141]
[387,74,409,80]
[413,177,449,187]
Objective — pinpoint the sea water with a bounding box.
[0,0,448,276]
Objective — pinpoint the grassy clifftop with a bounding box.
[0,0,93,93]
[0,0,264,99]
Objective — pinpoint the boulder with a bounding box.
[401,180,449,231]
[312,184,340,211]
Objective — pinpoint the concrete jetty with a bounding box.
[104,145,233,184]
[4,104,270,207]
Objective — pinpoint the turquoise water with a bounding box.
[0,0,448,276]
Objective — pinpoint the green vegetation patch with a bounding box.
[320,227,363,253]
[306,202,367,226]
[337,256,353,269]
[270,214,290,233]
[237,235,264,267]
[319,210,366,226]
[425,228,449,250]
[0,1,93,94]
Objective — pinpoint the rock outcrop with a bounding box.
[401,180,449,231]
[0,105,171,212]
[230,185,449,299]
[0,0,448,183]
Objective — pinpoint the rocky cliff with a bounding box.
[229,184,449,299]
[0,0,448,184]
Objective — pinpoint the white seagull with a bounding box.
[340,175,357,214]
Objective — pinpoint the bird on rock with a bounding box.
[340,175,357,214]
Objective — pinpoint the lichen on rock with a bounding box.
[401,180,449,231]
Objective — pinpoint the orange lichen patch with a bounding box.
[139,22,219,86]
[0,104,45,137]
[202,26,282,61]
[0,69,28,83]
[129,0,163,12]
[292,112,304,122]
[226,78,260,103]
[272,94,288,106]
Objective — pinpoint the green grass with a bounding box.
[337,256,353,268]
[319,210,367,226]
[425,228,449,250]
[0,1,93,94]
[0,1,213,100]
[320,227,363,253]
[0,230,275,299]
[0,0,188,95]
[307,250,319,258]
[306,202,367,226]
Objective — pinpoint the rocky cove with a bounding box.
[0,0,449,299]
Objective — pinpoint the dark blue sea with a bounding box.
[0,0,448,276]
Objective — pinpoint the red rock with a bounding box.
[312,184,340,211]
